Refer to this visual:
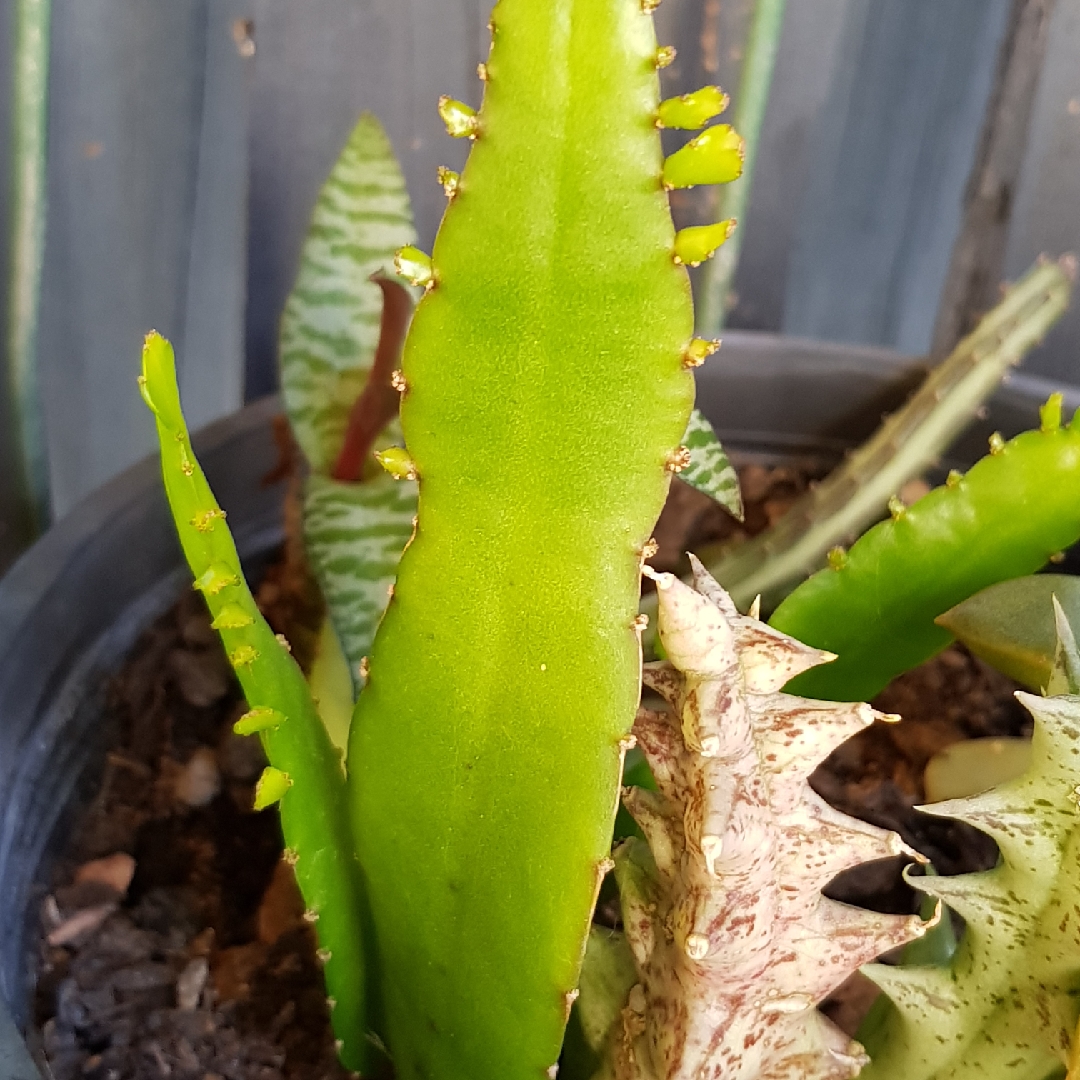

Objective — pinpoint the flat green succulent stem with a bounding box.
[346,1,700,1075]
[861,691,1080,1080]
[140,334,376,1074]
[705,257,1073,612]
[769,405,1080,703]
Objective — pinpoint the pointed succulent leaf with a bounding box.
[923,737,1032,803]
[770,405,1080,702]
[609,562,925,1080]
[307,616,356,755]
[1048,594,1080,695]
[675,407,743,519]
[673,219,736,266]
[935,574,1080,691]
[662,124,744,188]
[862,690,1080,1080]
[657,86,729,129]
[140,334,375,1073]
[280,113,418,475]
[576,927,639,1053]
[302,472,417,688]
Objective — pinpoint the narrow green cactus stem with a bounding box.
[696,0,788,334]
[862,690,1080,1080]
[6,0,52,535]
[609,557,926,1079]
[705,256,1073,612]
[140,334,376,1074]
[771,395,1080,703]
[346,0,719,1074]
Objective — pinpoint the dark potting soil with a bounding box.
[32,464,1028,1075]
[32,589,351,1080]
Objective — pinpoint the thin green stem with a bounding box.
[696,0,787,335]
[704,258,1073,612]
[6,0,52,535]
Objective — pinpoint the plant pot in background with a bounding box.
[1,332,1077,1077]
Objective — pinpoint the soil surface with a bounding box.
[33,590,350,1080]
[33,462,1030,1076]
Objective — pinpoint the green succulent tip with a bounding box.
[140,332,186,432]
[437,166,460,199]
[437,95,479,139]
[234,706,288,736]
[1041,392,1064,433]
[657,86,729,130]
[662,124,744,189]
[683,337,721,368]
[394,245,435,290]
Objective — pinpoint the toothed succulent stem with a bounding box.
[140,334,374,1074]
[862,690,1080,1079]
[771,385,1080,704]
[611,558,926,1080]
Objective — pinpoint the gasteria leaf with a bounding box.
[676,407,743,520]
[279,113,418,475]
[302,472,417,688]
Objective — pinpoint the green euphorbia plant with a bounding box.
[139,0,1080,1077]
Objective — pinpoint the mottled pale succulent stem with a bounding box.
[610,557,925,1079]
[862,690,1080,1079]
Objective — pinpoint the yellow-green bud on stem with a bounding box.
[662,125,744,188]
[657,86,729,129]
[673,220,736,267]
[253,766,293,810]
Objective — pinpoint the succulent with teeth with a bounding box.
[605,559,927,1080]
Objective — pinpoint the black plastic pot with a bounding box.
[0,333,1075,1076]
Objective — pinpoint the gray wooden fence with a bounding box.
[1,0,1079,573]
